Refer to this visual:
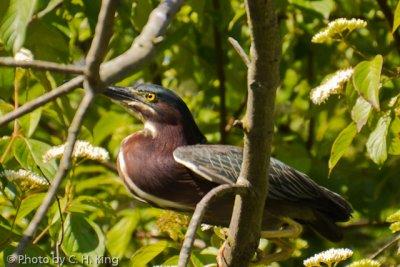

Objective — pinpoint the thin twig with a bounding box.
[228,37,250,67]
[0,76,84,127]
[11,0,118,260]
[370,233,400,259]
[0,57,85,74]
[100,0,184,83]
[178,184,246,267]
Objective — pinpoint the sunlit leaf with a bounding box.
[0,0,37,53]
[329,122,357,173]
[366,114,391,165]
[130,241,169,267]
[106,210,139,258]
[351,97,372,132]
[16,193,45,221]
[19,108,42,137]
[352,55,383,110]
[393,0,400,33]
[13,137,57,179]
[388,117,400,155]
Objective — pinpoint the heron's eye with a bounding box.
[145,93,156,102]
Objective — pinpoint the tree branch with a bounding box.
[221,0,281,266]
[376,0,400,53]
[0,0,184,126]
[0,57,85,74]
[0,76,84,127]
[100,0,184,83]
[10,0,118,260]
[10,92,95,264]
[228,37,250,67]
[178,184,246,267]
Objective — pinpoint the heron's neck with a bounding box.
[143,120,205,147]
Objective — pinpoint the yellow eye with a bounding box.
[145,93,156,102]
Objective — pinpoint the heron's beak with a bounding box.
[103,86,138,102]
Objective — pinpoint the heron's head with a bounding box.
[103,84,206,143]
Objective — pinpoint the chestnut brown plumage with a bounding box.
[104,83,352,242]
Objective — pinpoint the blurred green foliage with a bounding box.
[1,0,400,266]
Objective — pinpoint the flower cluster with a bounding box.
[387,210,400,233]
[310,68,354,105]
[1,169,48,191]
[347,259,381,267]
[43,140,110,163]
[156,211,189,241]
[14,48,34,62]
[312,18,367,43]
[303,248,353,267]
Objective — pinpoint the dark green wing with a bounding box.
[173,144,351,212]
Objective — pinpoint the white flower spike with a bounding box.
[1,169,48,191]
[14,48,34,62]
[310,68,354,105]
[312,18,367,43]
[43,140,110,163]
[303,248,353,267]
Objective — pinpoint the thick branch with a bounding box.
[178,185,246,267]
[221,0,280,266]
[0,58,85,74]
[11,0,118,259]
[0,76,84,126]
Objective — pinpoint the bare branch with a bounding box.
[0,76,84,127]
[178,185,246,267]
[0,57,85,74]
[85,0,117,86]
[11,0,118,259]
[228,37,250,67]
[100,0,184,83]
[0,0,184,126]
[11,91,95,264]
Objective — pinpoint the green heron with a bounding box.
[103,83,352,259]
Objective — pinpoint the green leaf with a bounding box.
[388,117,400,155]
[13,137,57,179]
[19,108,42,137]
[351,97,372,132]
[0,0,37,53]
[352,55,383,110]
[62,213,105,267]
[106,210,139,258]
[130,241,169,267]
[329,122,357,173]
[93,112,126,145]
[17,193,45,221]
[162,255,179,265]
[366,114,392,165]
[393,0,400,33]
